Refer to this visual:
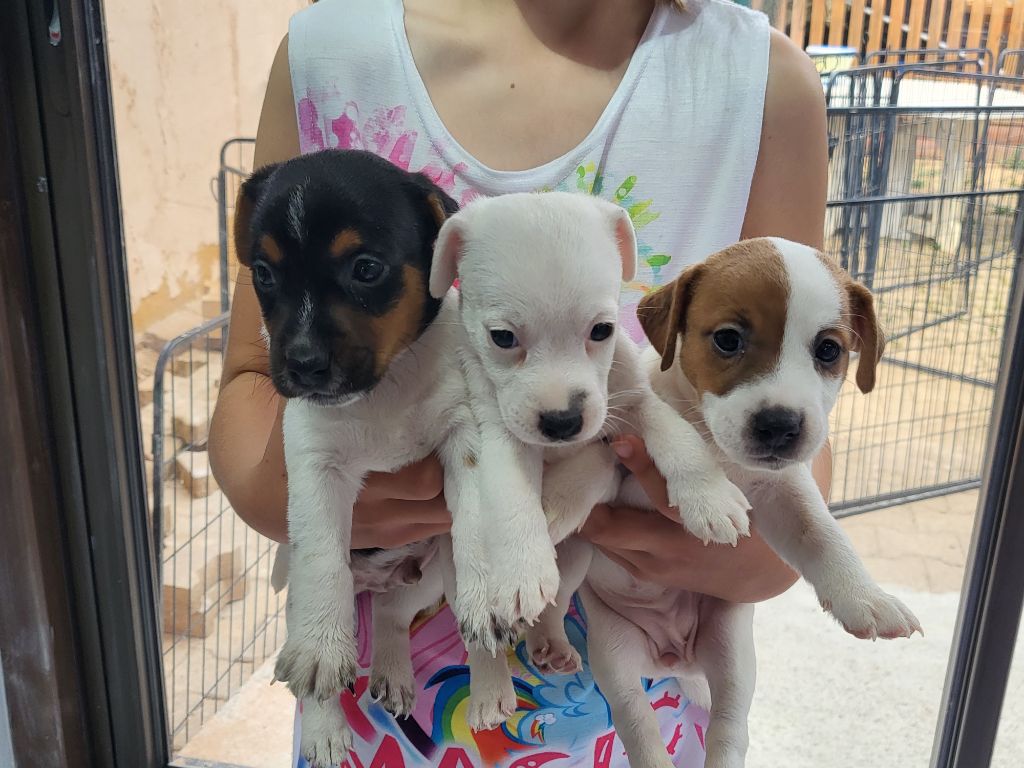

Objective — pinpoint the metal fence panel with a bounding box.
[826,70,1024,513]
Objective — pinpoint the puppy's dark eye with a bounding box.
[712,328,743,357]
[351,255,388,285]
[815,339,842,364]
[590,323,614,342]
[490,330,518,349]
[252,261,276,290]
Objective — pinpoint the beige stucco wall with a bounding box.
[106,0,307,330]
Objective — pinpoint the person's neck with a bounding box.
[451,0,658,70]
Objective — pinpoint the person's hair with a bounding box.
[658,0,687,9]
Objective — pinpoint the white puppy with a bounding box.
[527,237,922,768]
[425,192,752,727]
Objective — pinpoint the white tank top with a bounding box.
[288,0,771,345]
[286,3,772,765]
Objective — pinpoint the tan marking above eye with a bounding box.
[259,235,285,264]
[330,228,363,258]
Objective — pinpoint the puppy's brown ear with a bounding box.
[638,263,703,372]
[411,173,459,237]
[233,163,279,267]
[847,280,885,393]
[429,215,466,299]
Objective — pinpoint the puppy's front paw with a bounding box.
[671,473,751,546]
[370,672,416,718]
[275,631,357,701]
[454,576,514,655]
[491,545,560,627]
[467,677,518,732]
[823,585,922,640]
[527,632,581,676]
[300,700,352,768]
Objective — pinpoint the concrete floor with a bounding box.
[175,489,1024,768]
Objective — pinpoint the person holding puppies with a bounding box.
[209,0,830,765]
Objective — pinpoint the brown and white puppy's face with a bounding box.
[639,237,884,470]
[234,149,457,405]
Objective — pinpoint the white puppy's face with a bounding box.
[430,192,637,446]
[639,238,884,470]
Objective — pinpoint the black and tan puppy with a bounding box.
[233,149,480,765]
[235,149,456,402]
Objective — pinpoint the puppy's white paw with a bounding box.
[301,701,352,768]
[275,630,357,701]
[491,545,560,627]
[823,585,922,640]
[527,632,581,676]
[455,577,519,655]
[670,473,751,546]
[468,678,518,732]
[369,669,416,718]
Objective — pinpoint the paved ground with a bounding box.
[175,489,1024,768]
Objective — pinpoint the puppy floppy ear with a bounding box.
[847,279,885,394]
[637,263,704,372]
[608,205,638,282]
[411,173,459,237]
[233,163,279,267]
[429,215,466,299]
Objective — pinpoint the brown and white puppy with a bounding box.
[525,238,920,768]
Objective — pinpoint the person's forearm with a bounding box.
[208,372,289,543]
[684,439,833,604]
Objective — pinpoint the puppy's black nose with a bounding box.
[539,408,584,441]
[752,407,803,452]
[285,344,331,389]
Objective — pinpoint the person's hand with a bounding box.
[579,435,798,603]
[351,455,451,548]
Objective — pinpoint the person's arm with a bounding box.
[580,30,829,604]
[208,34,450,547]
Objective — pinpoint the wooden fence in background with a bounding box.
[751,0,1024,60]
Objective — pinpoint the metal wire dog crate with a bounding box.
[825,69,1024,514]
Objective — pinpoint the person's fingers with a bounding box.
[352,521,452,550]
[595,546,659,581]
[609,435,672,513]
[351,496,451,549]
[581,504,677,553]
[361,456,445,502]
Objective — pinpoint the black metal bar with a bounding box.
[2,0,169,763]
[931,228,1024,767]
[828,104,1024,115]
[826,186,1024,206]
[831,479,983,517]
[880,357,996,390]
[217,167,230,313]
[864,48,993,73]
[0,4,99,761]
